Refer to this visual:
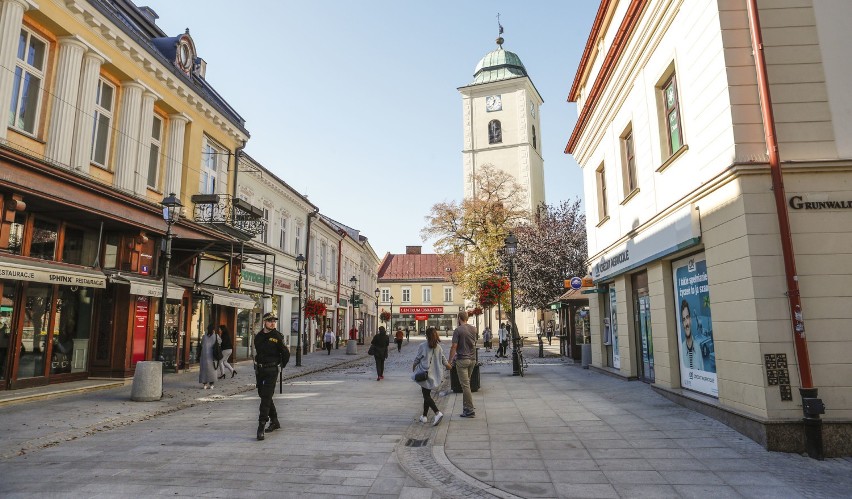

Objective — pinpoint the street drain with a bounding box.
[404,438,429,447]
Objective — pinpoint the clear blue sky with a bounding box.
[142,1,600,257]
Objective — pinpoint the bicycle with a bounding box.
[512,335,527,377]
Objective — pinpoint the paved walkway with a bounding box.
[0,338,850,498]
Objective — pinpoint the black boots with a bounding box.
[266,418,281,432]
[257,423,265,441]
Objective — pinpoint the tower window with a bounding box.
[532,125,537,149]
[488,120,502,144]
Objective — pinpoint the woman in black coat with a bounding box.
[370,326,390,381]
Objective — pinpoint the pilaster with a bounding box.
[0,0,36,140]
[70,51,106,172]
[113,81,144,192]
[164,113,190,196]
[133,90,159,195]
[44,36,87,166]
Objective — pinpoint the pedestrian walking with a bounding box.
[371,326,390,380]
[546,323,554,346]
[252,312,290,441]
[395,327,404,352]
[412,327,452,426]
[405,327,410,344]
[483,327,492,351]
[197,324,221,389]
[323,327,334,355]
[448,311,478,418]
[217,324,236,379]
[497,323,509,358]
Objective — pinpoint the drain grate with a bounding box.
[404,438,429,447]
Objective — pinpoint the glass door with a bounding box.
[18,283,53,379]
[0,281,18,385]
[632,272,654,383]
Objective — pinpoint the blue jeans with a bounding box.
[455,358,476,413]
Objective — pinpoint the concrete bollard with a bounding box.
[131,361,163,401]
[581,344,592,369]
[346,339,358,355]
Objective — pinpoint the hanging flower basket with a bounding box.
[476,275,510,308]
[304,298,327,319]
[380,309,391,322]
[469,307,483,316]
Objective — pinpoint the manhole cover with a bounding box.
[404,438,429,447]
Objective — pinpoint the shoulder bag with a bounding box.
[413,351,431,382]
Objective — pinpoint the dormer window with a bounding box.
[175,33,196,76]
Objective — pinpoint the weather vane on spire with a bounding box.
[496,13,504,47]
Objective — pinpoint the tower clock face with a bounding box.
[485,94,502,112]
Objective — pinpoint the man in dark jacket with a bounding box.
[253,312,290,441]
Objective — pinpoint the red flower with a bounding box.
[305,298,327,319]
[380,309,391,322]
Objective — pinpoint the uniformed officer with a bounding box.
[253,312,290,441]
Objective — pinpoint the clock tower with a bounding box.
[458,35,545,213]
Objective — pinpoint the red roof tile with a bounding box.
[378,253,463,282]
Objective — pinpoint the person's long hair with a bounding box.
[218,324,230,340]
[426,327,440,349]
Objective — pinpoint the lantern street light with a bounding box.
[349,276,360,343]
[295,254,306,367]
[374,287,380,337]
[504,232,522,376]
[389,295,394,333]
[157,193,183,366]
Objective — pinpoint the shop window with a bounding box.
[0,281,18,381]
[488,120,502,144]
[51,286,94,374]
[19,283,52,378]
[102,233,120,269]
[30,217,58,261]
[10,28,48,135]
[61,226,99,266]
[7,212,25,255]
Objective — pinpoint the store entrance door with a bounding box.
[632,272,654,383]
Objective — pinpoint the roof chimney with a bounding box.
[138,6,159,23]
[405,246,422,255]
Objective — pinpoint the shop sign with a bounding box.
[789,194,852,210]
[414,314,429,320]
[591,205,700,282]
[0,260,106,288]
[242,270,271,285]
[399,306,443,314]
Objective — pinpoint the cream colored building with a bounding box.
[568,0,852,456]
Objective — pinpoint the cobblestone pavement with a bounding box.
[0,339,851,498]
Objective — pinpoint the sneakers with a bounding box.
[432,412,444,426]
[418,415,428,424]
[266,419,281,432]
[460,410,476,418]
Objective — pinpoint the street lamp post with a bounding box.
[295,254,305,367]
[157,193,183,366]
[389,295,394,333]
[349,276,359,343]
[374,288,380,335]
[504,232,522,376]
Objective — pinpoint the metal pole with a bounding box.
[296,269,302,367]
[389,298,393,333]
[509,258,521,376]
[156,222,173,364]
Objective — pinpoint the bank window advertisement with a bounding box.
[673,253,717,397]
[608,286,620,369]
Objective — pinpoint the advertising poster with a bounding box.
[609,286,620,369]
[673,253,717,396]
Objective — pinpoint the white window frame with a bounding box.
[330,249,337,283]
[596,164,608,222]
[91,77,115,169]
[320,241,327,278]
[260,208,269,244]
[381,288,390,303]
[422,287,432,304]
[146,115,163,190]
[402,287,411,303]
[444,286,453,303]
[294,225,302,256]
[10,28,48,136]
[200,136,227,194]
[279,216,287,251]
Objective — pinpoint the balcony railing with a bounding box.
[191,193,265,240]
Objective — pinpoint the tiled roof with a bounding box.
[378,253,463,281]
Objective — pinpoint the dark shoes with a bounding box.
[231,370,237,378]
[460,410,476,418]
[218,374,226,380]
[266,419,281,432]
[257,423,265,441]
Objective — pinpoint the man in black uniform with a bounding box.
[253,312,290,441]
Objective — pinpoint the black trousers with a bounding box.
[421,386,439,416]
[324,341,332,354]
[374,354,385,377]
[395,339,403,352]
[256,366,279,423]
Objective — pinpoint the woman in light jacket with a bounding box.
[217,324,236,379]
[412,327,452,426]
[198,324,220,389]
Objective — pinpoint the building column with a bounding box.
[0,0,34,140]
[70,51,106,173]
[45,36,87,166]
[113,81,144,192]
[164,113,189,196]
[133,90,158,196]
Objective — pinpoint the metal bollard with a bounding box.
[538,336,544,358]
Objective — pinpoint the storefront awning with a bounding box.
[0,258,106,288]
[110,274,185,299]
[198,286,257,309]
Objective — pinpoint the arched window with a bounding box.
[488,120,502,144]
[532,125,537,149]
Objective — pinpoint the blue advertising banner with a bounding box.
[673,253,717,396]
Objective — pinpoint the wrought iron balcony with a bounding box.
[191,193,265,241]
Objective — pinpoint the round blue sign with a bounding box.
[570,277,582,290]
